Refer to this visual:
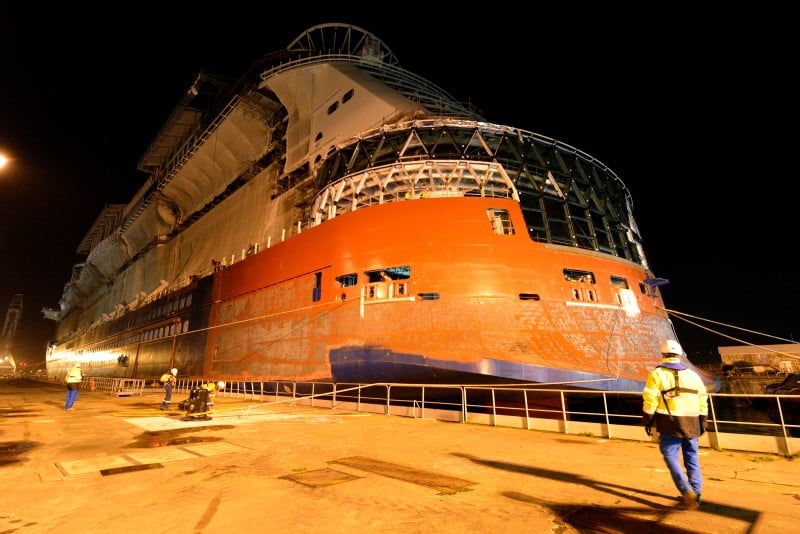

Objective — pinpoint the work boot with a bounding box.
[682,489,699,510]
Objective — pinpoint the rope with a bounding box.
[665,307,800,361]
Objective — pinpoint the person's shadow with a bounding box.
[451,452,759,533]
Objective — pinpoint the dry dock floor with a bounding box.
[2,379,799,533]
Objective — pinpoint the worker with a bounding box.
[202,380,226,410]
[182,380,225,420]
[642,340,709,510]
[159,368,178,410]
[64,362,83,410]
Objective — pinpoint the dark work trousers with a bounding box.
[161,383,174,409]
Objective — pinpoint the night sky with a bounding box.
[1,5,796,368]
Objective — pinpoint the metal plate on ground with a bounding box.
[57,455,133,475]
[56,442,251,475]
[124,447,201,464]
[330,456,476,494]
[182,442,251,456]
[101,463,164,476]
[279,468,363,488]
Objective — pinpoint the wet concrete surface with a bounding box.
[2,378,800,533]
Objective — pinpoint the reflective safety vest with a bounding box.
[65,366,83,384]
[643,366,708,418]
[201,382,217,400]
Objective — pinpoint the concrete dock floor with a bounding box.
[2,378,799,533]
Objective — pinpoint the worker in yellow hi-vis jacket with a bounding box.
[64,363,83,410]
[201,380,226,410]
[642,340,709,511]
[160,368,178,410]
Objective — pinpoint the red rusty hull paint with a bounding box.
[203,196,694,391]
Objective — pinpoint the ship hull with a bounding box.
[208,196,677,392]
[49,196,692,392]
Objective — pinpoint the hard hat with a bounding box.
[217,381,226,390]
[75,363,81,367]
[659,340,683,355]
[171,368,178,375]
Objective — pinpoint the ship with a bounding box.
[43,23,719,393]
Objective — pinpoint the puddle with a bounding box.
[125,426,234,448]
[0,408,37,417]
[0,441,38,466]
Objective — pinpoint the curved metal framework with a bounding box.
[312,119,646,267]
[261,23,478,120]
[287,23,400,65]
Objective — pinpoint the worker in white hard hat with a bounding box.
[182,380,225,421]
[160,367,179,410]
[642,339,709,510]
[201,380,225,410]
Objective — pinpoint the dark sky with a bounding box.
[1,5,796,367]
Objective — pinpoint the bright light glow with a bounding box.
[0,153,8,169]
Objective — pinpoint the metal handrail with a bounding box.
[56,376,798,455]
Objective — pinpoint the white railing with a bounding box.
[41,376,799,456]
[201,380,800,456]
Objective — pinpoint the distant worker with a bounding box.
[181,380,226,420]
[202,380,226,410]
[64,362,83,410]
[642,340,709,510]
[160,368,178,410]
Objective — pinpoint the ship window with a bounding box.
[486,208,515,235]
[327,101,339,114]
[519,293,540,301]
[313,272,322,302]
[342,89,354,103]
[563,268,595,284]
[315,132,323,142]
[544,197,573,245]
[366,266,410,282]
[570,206,596,249]
[610,275,628,289]
[337,273,358,287]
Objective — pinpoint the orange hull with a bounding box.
[207,196,690,391]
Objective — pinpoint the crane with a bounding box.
[0,294,23,374]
